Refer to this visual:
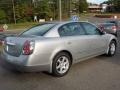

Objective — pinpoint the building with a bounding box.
[88,4,102,13]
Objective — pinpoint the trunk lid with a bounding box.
[4,36,41,57]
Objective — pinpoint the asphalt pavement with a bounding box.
[0,18,120,90]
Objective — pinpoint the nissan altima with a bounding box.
[1,21,117,77]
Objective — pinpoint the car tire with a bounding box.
[107,40,116,56]
[114,32,117,37]
[52,52,72,77]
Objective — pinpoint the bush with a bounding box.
[0,9,6,23]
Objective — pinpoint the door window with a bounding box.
[58,22,86,37]
[81,22,101,35]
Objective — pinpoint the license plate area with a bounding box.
[5,44,21,57]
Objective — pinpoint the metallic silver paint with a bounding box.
[1,21,117,73]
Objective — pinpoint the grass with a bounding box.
[0,22,40,34]
[8,22,39,30]
[1,13,118,32]
[0,13,95,31]
[0,22,39,32]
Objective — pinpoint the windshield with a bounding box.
[106,21,117,25]
[21,23,56,36]
[103,24,114,27]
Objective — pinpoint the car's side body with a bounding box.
[1,21,117,74]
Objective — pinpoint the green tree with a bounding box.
[0,0,13,23]
[34,0,52,20]
[77,0,88,13]
[0,9,6,19]
[107,0,120,12]
[69,0,88,14]
[0,9,6,23]
[15,3,33,22]
[113,0,120,12]
[0,0,89,23]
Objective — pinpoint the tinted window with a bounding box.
[106,21,118,26]
[81,22,100,35]
[103,24,115,29]
[21,23,56,36]
[104,24,114,27]
[58,22,85,36]
[106,21,116,24]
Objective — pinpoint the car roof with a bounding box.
[106,20,119,23]
[38,21,89,25]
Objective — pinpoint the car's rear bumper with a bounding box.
[1,59,49,72]
[1,51,50,72]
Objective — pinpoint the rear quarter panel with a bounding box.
[28,37,75,68]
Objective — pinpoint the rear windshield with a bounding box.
[106,21,118,25]
[21,23,56,36]
[106,21,116,23]
[103,24,114,27]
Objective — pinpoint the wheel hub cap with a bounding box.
[56,56,69,74]
[110,43,115,55]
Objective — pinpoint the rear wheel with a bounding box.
[107,40,116,56]
[52,52,72,77]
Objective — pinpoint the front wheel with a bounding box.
[52,52,72,77]
[106,40,116,56]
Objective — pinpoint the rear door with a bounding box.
[58,22,94,61]
[81,22,107,55]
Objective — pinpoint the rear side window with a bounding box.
[81,22,101,35]
[58,22,86,37]
[21,23,56,36]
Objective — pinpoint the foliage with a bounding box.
[77,0,88,13]
[0,9,6,23]
[103,0,120,12]
[34,0,52,20]
[112,0,120,12]
[0,0,88,23]
[15,4,33,22]
[0,9,6,20]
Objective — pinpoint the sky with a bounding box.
[87,0,108,4]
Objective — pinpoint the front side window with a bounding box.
[58,22,85,37]
[81,22,101,35]
[21,23,56,36]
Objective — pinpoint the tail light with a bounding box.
[22,40,35,55]
[112,26,117,32]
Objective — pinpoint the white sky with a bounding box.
[87,0,108,4]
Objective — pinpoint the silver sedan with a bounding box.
[1,21,117,77]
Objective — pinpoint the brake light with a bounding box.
[22,40,35,55]
[112,26,117,32]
